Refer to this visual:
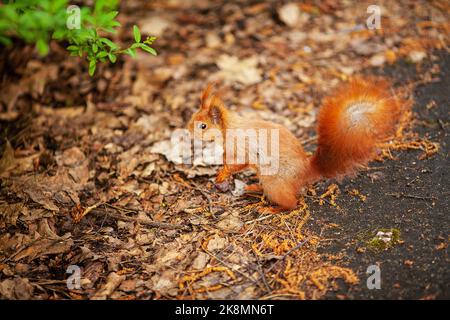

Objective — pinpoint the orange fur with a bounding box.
[187,79,404,210]
[311,78,402,178]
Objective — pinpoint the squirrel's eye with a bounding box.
[198,123,207,130]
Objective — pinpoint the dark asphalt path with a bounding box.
[308,51,449,299]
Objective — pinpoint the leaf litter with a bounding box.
[0,0,448,300]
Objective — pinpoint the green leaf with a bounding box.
[100,37,119,50]
[110,21,121,28]
[96,51,108,58]
[124,47,136,58]
[0,0,157,77]
[67,45,79,51]
[52,29,66,40]
[96,11,119,29]
[103,11,119,22]
[133,25,141,43]
[88,60,96,76]
[1,6,18,21]
[140,44,157,56]
[51,0,68,13]
[36,39,49,56]
[108,53,117,63]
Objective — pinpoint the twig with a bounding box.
[303,194,335,207]
[252,252,272,293]
[245,214,273,225]
[437,119,446,132]
[256,263,272,293]
[201,248,264,291]
[190,180,214,213]
[265,237,311,273]
[72,202,102,223]
[364,166,387,171]
[385,192,437,201]
[406,176,419,186]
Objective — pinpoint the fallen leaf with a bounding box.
[217,215,244,232]
[119,279,137,292]
[278,3,307,28]
[216,55,262,85]
[207,235,227,251]
[0,278,34,299]
[192,252,210,270]
[59,147,86,167]
[13,234,73,262]
[91,272,125,300]
[408,50,426,63]
[0,140,15,175]
[150,270,177,296]
[139,16,171,37]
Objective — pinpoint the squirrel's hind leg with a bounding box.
[257,206,287,215]
[260,178,298,210]
[267,192,298,210]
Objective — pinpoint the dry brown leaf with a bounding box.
[13,234,73,262]
[91,272,126,300]
[216,55,262,85]
[0,278,34,299]
[0,140,15,175]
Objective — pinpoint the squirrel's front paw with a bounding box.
[215,180,230,192]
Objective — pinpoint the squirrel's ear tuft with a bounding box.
[200,83,215,110]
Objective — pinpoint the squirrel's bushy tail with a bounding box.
[310,78,404,179]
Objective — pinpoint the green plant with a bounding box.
[366,228,401,252]
[0,0,157,75]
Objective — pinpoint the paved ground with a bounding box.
[309,51,449,299]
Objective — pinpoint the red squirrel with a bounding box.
[187,78,404,210]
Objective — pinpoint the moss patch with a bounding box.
[366,228,401,252]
